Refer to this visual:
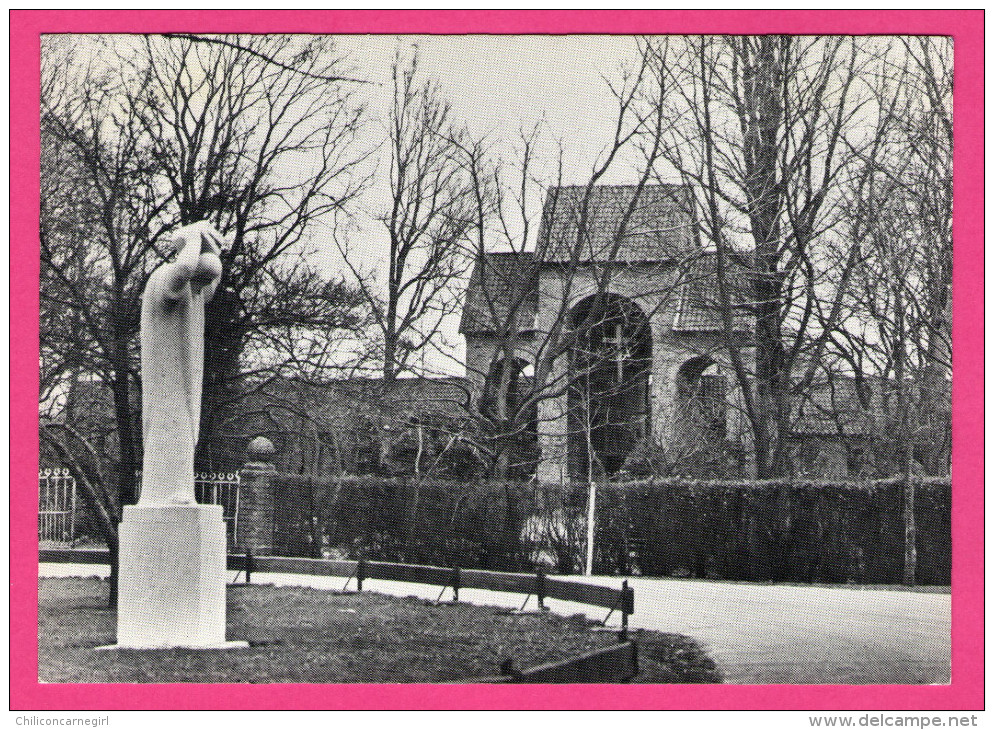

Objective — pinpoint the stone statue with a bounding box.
[139,221,224,505]
[109,221,246,649]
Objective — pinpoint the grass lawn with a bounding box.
[39,577,720,683]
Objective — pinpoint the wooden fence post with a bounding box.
[620,579,633,642]
[536,568,547,611]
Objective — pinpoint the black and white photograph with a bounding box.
[36,31,953,689]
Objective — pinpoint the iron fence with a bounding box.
[38,469,241,542]
[38,469,76,542]
[193,472,241,538]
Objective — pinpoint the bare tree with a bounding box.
[829,37,953,585]
[40,34,372,507]
[451,39,677,483]
[648,36,884,478]
[339,47,476,386]
[40,38,176,602]
[40,38,174,509]
[129,34,372,469]
[835,38,952,472]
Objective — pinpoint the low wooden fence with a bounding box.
[473,641,639,683]
[38,549,637,640]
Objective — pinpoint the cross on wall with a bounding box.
[602,322,632,382]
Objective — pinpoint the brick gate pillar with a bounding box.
[236,436,276,556]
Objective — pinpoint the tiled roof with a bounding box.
[673,252,753,333]
[236,376,470,436]
[307,377,466,420]
[377,377,469,419]
[459,251,538,335]
[537,184,695,263]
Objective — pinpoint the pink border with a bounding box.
[11,10,983,711]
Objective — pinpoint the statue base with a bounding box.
[112,503,243,649]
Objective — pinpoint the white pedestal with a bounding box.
[113,504,246,649]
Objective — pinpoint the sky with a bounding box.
[267,35,657,377]
[338,34,648,184]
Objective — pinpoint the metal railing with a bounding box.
[136,470,240,537]
[38,469,76,542]
[193,472,241,538]
[39,469,241,541]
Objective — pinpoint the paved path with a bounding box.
[573,576,950,684]
[41,563,950,684]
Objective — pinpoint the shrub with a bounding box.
[270,473,951,585]
[595,476,950,584]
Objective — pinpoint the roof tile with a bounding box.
[459,251,538,335]
[537,184,695,263]
[673,252,753,333]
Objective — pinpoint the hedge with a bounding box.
[270,473,950,585]
[594,476,950,585]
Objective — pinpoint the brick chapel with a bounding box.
[459,184,873,482]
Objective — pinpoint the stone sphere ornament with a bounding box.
[246,436,276,463]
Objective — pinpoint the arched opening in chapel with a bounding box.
[674,356,728,448]
[482,356,535,426]
[567,293,652,479]
[481,355,538,475]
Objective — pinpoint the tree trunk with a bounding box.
[488,449,521,570]
[902,470,917,587]
[379,283,400,472]
[109,343,138,507]
[752,278,790,479]
[892,270,917,586]
[739,36,790,480]
[494,447,511,482]
[198,286,243,472]
[47,438,121,607]
[383,329,398,384]
[107,541,119,607]
[383,258,400,384]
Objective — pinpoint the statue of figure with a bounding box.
[139,222,224,506]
